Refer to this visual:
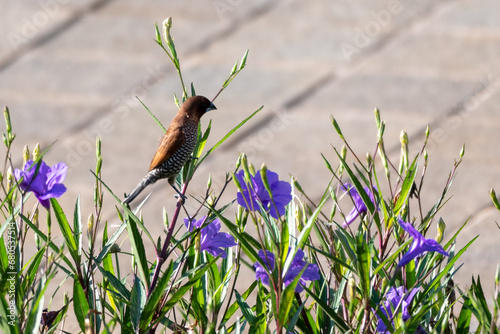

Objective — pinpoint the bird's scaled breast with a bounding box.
[158,123,198,176]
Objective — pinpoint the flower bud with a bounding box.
[330,116,344,140]
[6,167,14,193]
[295,205,304,229]
[460,144,465,159]
[23,145,30,166]
[399,130,409,174]
[260,163,272,196]
[400,130,408,146]
[33,143,41,161]
[377,121,386,141]
[366,153,373,167]
[3,107,15,147]
[162,17,177,59]
[348,274,355,299]
[340,145,347,160]
[495,265,499,286]
[3,106,12,134]
[87,213,94,241]
[33,207,39,226]
[241,154,253,182]
[232,171,242,190]
[235,154,243,170]
[436,217,446,243]
[374,108,381,128]
[207,173,212,190]
[292,177,304,193]
[163,17,172,38]
[491,188,500,212]
[96,137,102,174]
[260,163,268,174]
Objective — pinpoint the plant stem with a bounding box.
[147,183,187,298]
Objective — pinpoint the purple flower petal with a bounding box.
[14,160,67,209]
[236,169,292,219]
[341,183,378,227]
[254,248,320,293]
[376,286,419,334]
[184,216,237,259]
[46,162,67,188]
[398,219,449,267]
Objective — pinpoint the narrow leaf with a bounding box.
[125,213,150,287]
[73,279,90,332]
[51,198,80,266]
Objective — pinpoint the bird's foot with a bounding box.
[174,193,187,204]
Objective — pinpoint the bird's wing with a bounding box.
[148,127,185,171]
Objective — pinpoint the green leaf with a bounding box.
[94,222,127,265]
[278,270,303,326]
[297,193,329,249]
[90,170,156,245]
[51,198,80,266]
[130,275,146,331]
[321,153,334,174]
[422,236,477,297]
[355,234,371,298]
[164,259,217,310]
[253,286,267,334]
[24,275,48,334]
[137,97,167,132]
[394,156,419,215]
[139,261,174,328]
[125,213,150,287]
[303,285,350,332]
[457,295,472,333]
[98,267,131,301]
[213,213,261,263]
[73,195,82,257]
[21,215,75,273]
[73,278,90,332]
[192,120,212,160]
[191,82,196,97]
[235,290,255,323]
[22,248,45,294]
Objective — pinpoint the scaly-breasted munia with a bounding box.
[123,95,216,204]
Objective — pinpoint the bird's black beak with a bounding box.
[207,102,217,112]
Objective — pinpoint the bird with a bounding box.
[122,95,216,204]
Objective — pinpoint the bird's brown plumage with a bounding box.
[122,95,216,204]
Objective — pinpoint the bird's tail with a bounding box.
[122,177,154,204]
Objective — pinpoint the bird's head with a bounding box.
[182,95,217,120]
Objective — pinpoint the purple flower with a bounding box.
[254,248,320,293]
[184,216,237,258]
[376,286,419,334]
[14,160,67,209]
[398,219,449,267]
[235,169,292,219]
[341,183,378,227]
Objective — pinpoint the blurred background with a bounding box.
[1,0,500,312]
